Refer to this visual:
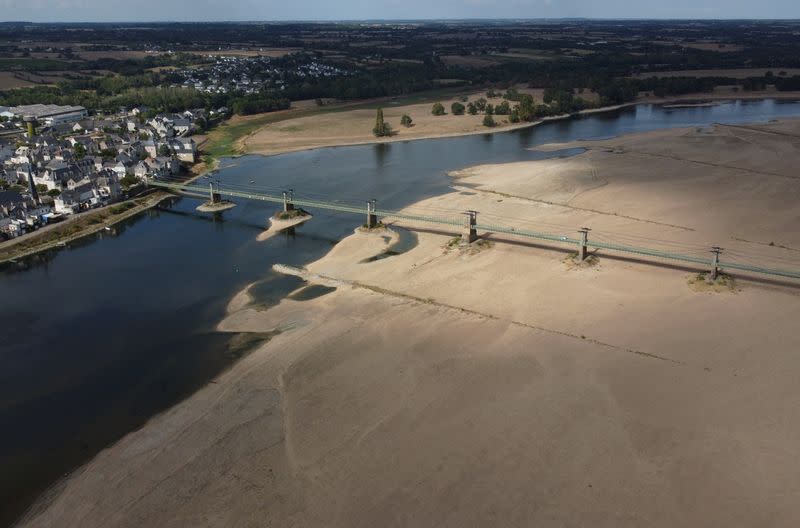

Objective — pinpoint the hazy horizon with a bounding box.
[2,0,799,23]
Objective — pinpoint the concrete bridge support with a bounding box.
[463,210,478,244]
[366,199,378,228]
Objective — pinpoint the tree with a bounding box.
[467,102,477,115]
[451,102,465,115]
[483,114,496,127]
[495,101,511,115]
[158,143,171,157]
[485,103,494,115]
[431,102,445,116]
[486,89,499,98]
[509,110,520,123]
[120,175,139,188]
[516,94,536,122]
[74,143,86,159]
[373,107,391,137]
[400,114,413,127]
[47,188,61,197]
[503,87,521,101]
[35,184,48,193]
[475,97,487,112]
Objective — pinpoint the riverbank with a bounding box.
[19,118,800,527]
[239,89,800,157]
[0,190,174,265]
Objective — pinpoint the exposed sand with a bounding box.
[242,89,547,156]
[18,120,800,528]
[241,88,800,158]
[255,214,313,242]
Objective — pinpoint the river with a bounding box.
[2,99,800,527]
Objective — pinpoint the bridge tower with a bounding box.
[283,189,295,212]
[462,210,478,243]
[710,246,723,280]
[209,182,222,204]
[578,227,591,261]
[365,199,378,228]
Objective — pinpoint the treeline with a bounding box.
[0,83,288,117]
[230,94,290,115]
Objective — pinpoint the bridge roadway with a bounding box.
[148,179,800,281]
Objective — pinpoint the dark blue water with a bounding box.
[1,99,799,527]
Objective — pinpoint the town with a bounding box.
[0,102,214,239]
[170,53,349,95]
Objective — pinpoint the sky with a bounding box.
[2,0,799,22]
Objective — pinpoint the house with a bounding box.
[171,117,193,136]
[36,159,93,191]
[54,183,100,213]
[147,117,174,138]
[94,170,121,200]
[134,161,149,179]
[142,139,159,158]
[0,190,42,236]
[130,106,150,117]
[169,137,197,163]
[0,167,16,185]
[0,142,16,162]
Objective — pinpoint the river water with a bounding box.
[2,99,800,526]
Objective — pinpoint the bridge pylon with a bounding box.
[710,246,723,280]
[578,227,591,261]
[283,189,295,212]
[462,210,478,244]
[366,199,378,228]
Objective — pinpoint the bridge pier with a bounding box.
[365,199,378,228]
[578,227,591,261]
[462,210,478,244]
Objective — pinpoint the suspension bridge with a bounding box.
[147,178,800,282]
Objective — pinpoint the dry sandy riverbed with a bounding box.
[241,88,549,156]
[240,87,800,158]
[19,120,800,528]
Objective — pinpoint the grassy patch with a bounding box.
[109,202,137,215]
[687,272,737,293]
[273,208,310,220]
[360,221,385,230]
[564,251,599,268]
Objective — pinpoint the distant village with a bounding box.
[172,54,349,95]
[0,103,224,240]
